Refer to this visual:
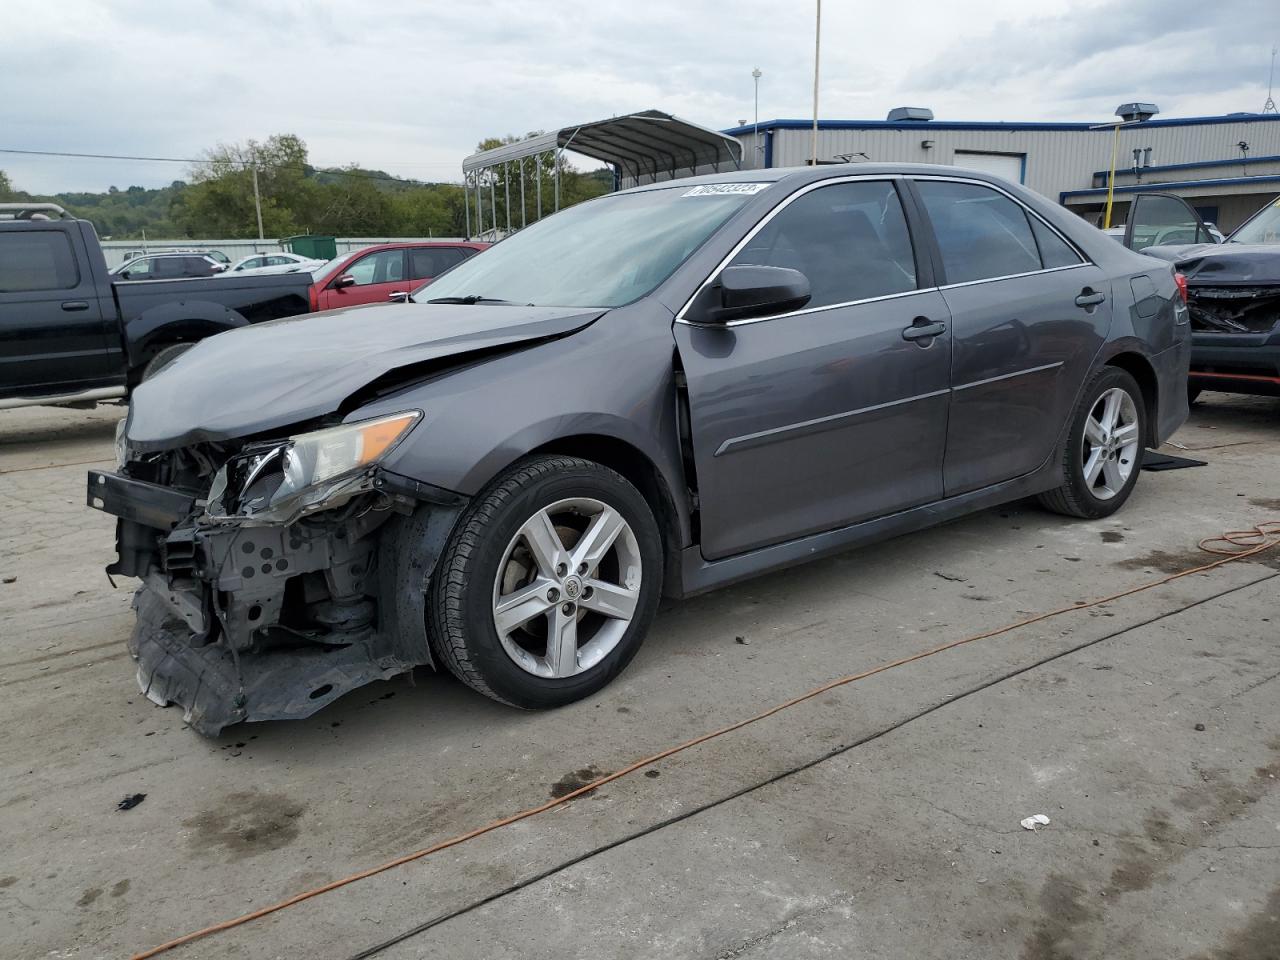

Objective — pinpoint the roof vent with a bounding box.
[1115,102,1159,122]
[887,107,934,122]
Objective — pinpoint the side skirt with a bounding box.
[676,460,1060,598]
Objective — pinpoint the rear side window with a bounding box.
[730,180,918,309]
[1029,217,1083,268]
[409,247,466,280]
[915,181,1041,283]
[153,258,187,279]
[0,232,80,292]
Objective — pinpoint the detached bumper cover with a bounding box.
[130,588,410,736]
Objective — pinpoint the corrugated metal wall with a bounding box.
[763,118,1280,200]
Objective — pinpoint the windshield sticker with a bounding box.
[682,183,771,197]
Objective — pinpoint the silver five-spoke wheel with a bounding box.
[1080,386,1140,501]
[492,497,642,678]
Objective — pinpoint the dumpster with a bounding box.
[282,234,337,260]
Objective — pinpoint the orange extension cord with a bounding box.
[132,519,1280,959]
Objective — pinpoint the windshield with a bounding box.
[1229,197,1280,245]
[416,185,761,307]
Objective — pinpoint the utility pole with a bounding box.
[811,0,821,166]
[251,162,264,242]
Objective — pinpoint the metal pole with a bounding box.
[519,158,526,228]
[752,67,762,170]
[463,175,471,240]
[554,148,561,212]
[476,172,484,237]
[1104,122,1120,229]
[536,153,543,221]
[251,164,265,240]
[504,161,511,234]
[490,174,497,234]
[811,0,821,166]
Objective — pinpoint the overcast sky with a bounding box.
[3,0,1275,193]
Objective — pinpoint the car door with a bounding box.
[674,178,952,561]
[0,226,116,397]
[908,177,1113,496]
[1122,193,1214,251]
[318,248,408,308]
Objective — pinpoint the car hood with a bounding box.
[127,302,606,451]
[1142,242,1280,285]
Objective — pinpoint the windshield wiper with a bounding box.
[425,294,520,305]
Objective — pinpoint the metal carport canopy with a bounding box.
[461,110,743,182]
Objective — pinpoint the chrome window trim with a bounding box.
[953,361,1064,392]
[676,172,1097,329]
[714,388,951,456]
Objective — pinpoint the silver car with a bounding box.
[89,164,1191,734]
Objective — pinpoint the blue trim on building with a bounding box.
[1060,174,1280,203]
[720,114,1280,137]
[1090,154,1280,185]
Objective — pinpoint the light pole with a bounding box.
[1090,103,1158,229]
[752,67,762,169]
[811,1,821,165]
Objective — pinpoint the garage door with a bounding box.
[953,151,1024,184]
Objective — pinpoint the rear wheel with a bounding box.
[1038,367,1146,519]
[429,456,663,708]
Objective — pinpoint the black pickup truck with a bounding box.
[0,204,314,410]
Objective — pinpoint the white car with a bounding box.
[222,252,328,276]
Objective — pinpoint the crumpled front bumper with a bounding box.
[129,586,410,736]
[89,468,465,736]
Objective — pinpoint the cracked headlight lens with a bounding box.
[210,411,420,523]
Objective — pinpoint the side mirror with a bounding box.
[332,274,356,290]
[695,265,811,324]
[388,291,410,303]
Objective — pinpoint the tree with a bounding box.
[0,170,15,200]
[175,134,313,238]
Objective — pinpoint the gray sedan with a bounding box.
[90,163,1191,734]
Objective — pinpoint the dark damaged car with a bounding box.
[1142,195,1280,398]
[89,164,1190,735]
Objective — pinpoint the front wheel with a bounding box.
[428,455,663,708]
[1038,367,1146,519]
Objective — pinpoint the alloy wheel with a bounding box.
[1080,386,1140,501]
[491,497,643,678]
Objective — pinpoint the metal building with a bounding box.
[725,112,1280,232]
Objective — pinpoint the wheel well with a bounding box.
[527,435,685,586]
[1106,352,1158,437]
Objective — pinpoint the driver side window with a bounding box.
[729,180,918,310]
[346,249,405,286]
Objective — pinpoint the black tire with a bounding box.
[1037,366,1147,520]
[428,455,663,708]
[140,342,193,382]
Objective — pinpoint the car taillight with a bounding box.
[309,283,318,313]
[1174,272,1188,304]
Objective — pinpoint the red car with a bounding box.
[309,241,490,312]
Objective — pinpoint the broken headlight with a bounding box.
[207,411,420,524]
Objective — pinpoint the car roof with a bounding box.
[620,162,1017,195]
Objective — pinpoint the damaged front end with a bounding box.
[88,412,465,736]
[1186,285,1280,335]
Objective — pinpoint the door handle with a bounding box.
[901,317,947,342]
[61,300,89,312]
[1074,288,1106,308]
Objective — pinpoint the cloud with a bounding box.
[1,0,1272,193]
